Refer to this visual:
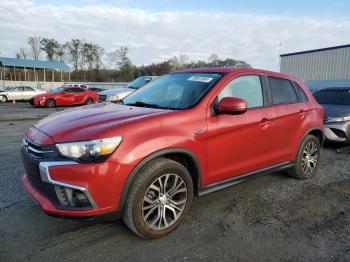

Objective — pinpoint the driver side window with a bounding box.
[218,75,264,108]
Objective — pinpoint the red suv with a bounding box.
[30,86,97,108]
[21,68,324,238]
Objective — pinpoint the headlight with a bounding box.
[326,116,350,123]
[56,136,122,163]
[107,95,120,101]
[40,96,46,100]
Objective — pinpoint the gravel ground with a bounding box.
[0,103,349,261]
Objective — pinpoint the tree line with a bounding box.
[14,36,251,82]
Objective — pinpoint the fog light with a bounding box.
[55,186,91,208]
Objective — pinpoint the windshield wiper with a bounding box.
[125,101,162,108]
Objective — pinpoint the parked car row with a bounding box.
[98,76,157,103]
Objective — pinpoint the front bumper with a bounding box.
[30,98,42,107]
[21,141,134,218]
[324,121,350,143]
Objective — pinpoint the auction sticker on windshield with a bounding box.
[188,76,214,83]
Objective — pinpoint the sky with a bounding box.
[1,0,350,70]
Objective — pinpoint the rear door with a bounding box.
[264,76,306,162]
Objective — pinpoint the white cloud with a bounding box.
[1,0,350,70]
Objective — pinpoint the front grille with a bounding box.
[98,95,107,102]
[22,138,95,210]
[21,147,59,206]
[23,138,58,159]
[29,98,34,105]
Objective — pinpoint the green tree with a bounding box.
[40,38,60,61]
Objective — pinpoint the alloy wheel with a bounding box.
[301,141,319,174]
[142,173,187,230]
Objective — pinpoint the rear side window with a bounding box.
[24,86,34,91]
[65,88,84,93]
[64,88,75,93]
[292,82,308,102]
[269,77,298,105]
[218,75,264,108]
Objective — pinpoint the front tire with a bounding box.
[289,134,321,179]
[123,158,193,239]
[45,99,56,108]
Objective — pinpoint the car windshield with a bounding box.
[314,89,350,106]
[51,87,63,94]
[122,73,223,110]
[127,77,153,89]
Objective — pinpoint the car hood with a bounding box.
[30,103,167,143]
[322,104,350,117]
[99,87,134,96]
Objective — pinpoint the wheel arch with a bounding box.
[118,148,202,213]
[307,128,324,147]
[295,127,324,159]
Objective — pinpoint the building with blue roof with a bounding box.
[0,57,70,82]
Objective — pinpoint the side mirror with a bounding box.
[216,97,247,115]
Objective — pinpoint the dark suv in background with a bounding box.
[314,87,350,143]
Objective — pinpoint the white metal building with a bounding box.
[280,44,350,81]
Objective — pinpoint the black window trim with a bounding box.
[291,81,309,103]
[266,76,299,107]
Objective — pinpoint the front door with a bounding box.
[206,75,273,184]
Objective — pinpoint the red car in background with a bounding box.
[30,86,97,108]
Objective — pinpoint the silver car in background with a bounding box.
[98,76,157,103]
[0,86,46,102]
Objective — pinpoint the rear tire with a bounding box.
[288,134,321,179]
[45,99,56,108]
[85,97,94,105]
[123,158,193,239]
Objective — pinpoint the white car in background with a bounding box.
[98,76,157,102]
[0,86,46,102]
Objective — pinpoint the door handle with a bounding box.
[298,109,307,119]
[259,118,271,129]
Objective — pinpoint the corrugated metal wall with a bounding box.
[280,46,350,81]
